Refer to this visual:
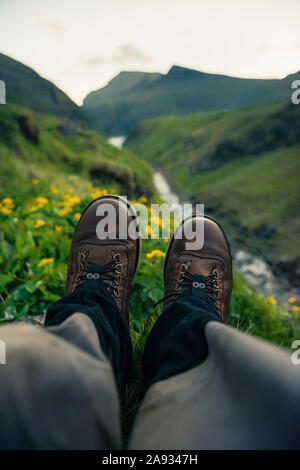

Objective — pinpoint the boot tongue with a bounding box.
[85,263,113,295]
[191,274,207,298]
[86,263,102,281]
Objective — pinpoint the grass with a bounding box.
[125,101,300,259]
[126,101,288,168]
[0,103,157,200]
[177,145,300,256]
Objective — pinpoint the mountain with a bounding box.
[84,71,163,108]
[84,70,163,135]
[83,65,300,136]
[0,52,87,122]
[125,100,300,280]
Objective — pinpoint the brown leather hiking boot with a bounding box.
[66,195,140,324]
[160,215,232,321]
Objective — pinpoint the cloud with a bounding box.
[36,17,66,37]
[184,28,198,39]
[85,56,106,67]
[113,44,150,64]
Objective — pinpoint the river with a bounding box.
[109,136,296,305]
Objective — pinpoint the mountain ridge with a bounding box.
[84,65,300,136]
[0,52,88,123]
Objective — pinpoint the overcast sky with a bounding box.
[0,0,299,104]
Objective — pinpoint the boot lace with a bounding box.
[76,250,122,299]
[154,264,221,307]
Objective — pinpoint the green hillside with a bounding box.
[0,52,88,123]
[83,65,300,136]
[0,103,156,200]
[125,101,300,263]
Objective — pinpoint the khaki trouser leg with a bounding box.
[130,321,300,450]
[0,313,121,449]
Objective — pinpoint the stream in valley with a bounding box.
[109,136,297,306]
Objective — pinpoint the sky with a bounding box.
[0,0,299,105]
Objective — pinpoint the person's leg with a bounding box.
[0,195,140,449]
[45,270,132,388]
[130,320,300,450]
[130,216,300,449]
[0,313,121,450]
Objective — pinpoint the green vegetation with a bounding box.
[83,65,300,135]
[126,101,300,260]
[0,52,87,122]
[0,103,156,200]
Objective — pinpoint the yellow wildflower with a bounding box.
[59,207,71,217]
[29,196,49,212]
[2,197,13,206]
[36,196,49,205]
[91,188,102,199]
[0,206,13,214]
[61,194,80,208]
[0,197,14,214]
[292,305,300,312]
[138,196,148,203]
[34,219,46,228]
[146,225,152,236]
[51,184,59,194]
[146,249,165,259]
[38,258,54,267]
[151,215,165,229]
[74,212,81,221]
[69,196,81,206]
[55,225,62,232]
[90,188,108,199]
[32,178,40,185]
[289,297,296,304]
[268,296,277,305]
